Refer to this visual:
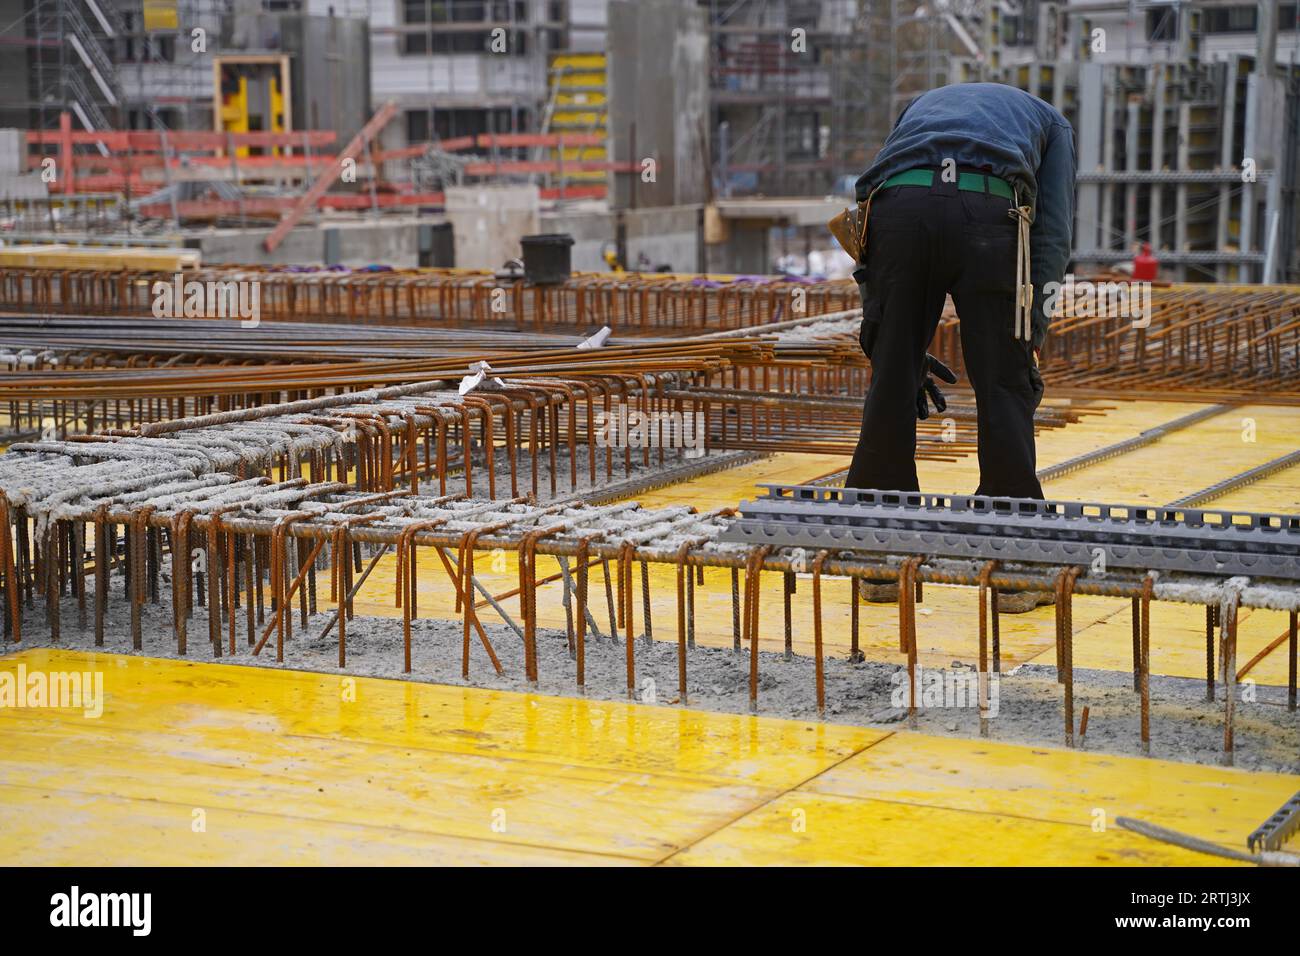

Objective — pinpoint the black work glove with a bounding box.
[854,264,880,360]
[916,353,957,420]
[1029,294,1050,354]
[1027,345,1045,411]
[859,316,880,361]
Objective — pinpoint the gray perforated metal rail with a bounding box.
[1166,450,1300,509]
[1035,404,1232,482]
[720,483,1300,583]
[1247,791,1300,854]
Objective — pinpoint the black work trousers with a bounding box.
[845,173,1045,499]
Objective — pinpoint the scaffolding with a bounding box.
[961,1,1300,283]
[28,0,127,132]
[710,0,854,196]
[708,0,986,197]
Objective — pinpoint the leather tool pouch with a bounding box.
[828,197,871,263]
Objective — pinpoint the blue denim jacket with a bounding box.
[855,83,1077,349]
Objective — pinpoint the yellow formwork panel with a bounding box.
[1,649,1284,866]
[668,730,1296,866]
[805,731,1296,842]
[1054,602,1297,687]
[1043,403,1300,505]
[666,792,1234,866]
[1,790,629,866]
[625,451,848,510]
[916,398,1300,506]
[0,649,881,866]
[323,404,1299,684]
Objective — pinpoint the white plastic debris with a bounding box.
[576,325,612,350]
[459,361,502,395]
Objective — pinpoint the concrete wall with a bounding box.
[543,204,703,273]
[608,0,709,208]
[189,200,707,275]
[444,185,540,270]
[0,0,29,129]
[0,130,46,200]
[279,15,372,145]
[191,217,425,268]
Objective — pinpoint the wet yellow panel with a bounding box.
[1042,403,1296,506]
[1209,464,1300,515]
[1043,602,1297,687]
[0,709,752,861]
[624,452,849,510]
[338,552,1122,680]
[802,731,1295,848]
[0,649,885,866]
[665,791,1235,866]
[920,400,1211,496]
[0,788,636,867]
[340,547,1081,672]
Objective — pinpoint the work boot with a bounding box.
[858,581,900,603]
[997,590,1056,614]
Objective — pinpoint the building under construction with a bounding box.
[0,0,1298,880]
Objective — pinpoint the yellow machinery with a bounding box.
[547,52,608,187]
[213,55,291,158]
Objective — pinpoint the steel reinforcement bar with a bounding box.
[0,267,859,334]
[2,421,1297,762]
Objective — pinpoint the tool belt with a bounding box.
[830,167,1036,343]
[880,167,1014,199]
[827,194,872,264]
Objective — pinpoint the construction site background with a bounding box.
[0,1,1296,282]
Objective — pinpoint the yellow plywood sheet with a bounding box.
[1047,602,1297,687]
[251,399,1300,695]
[0,790,627,867]
[1042,403,1299,505]
[0,649,882,866]
[917,399,1209,494]
[669,731,1297,866]
[622,451,848,510]
[2,649,1285,866]
[337,549,1075,672]
[327,402,1297,684]
[803,731,1296,844]
[665,791,1230,866]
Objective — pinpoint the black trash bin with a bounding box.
[521,233,575,285]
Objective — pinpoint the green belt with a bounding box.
[880,168,1014,200]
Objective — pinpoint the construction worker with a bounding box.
[845,83,1077,612]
